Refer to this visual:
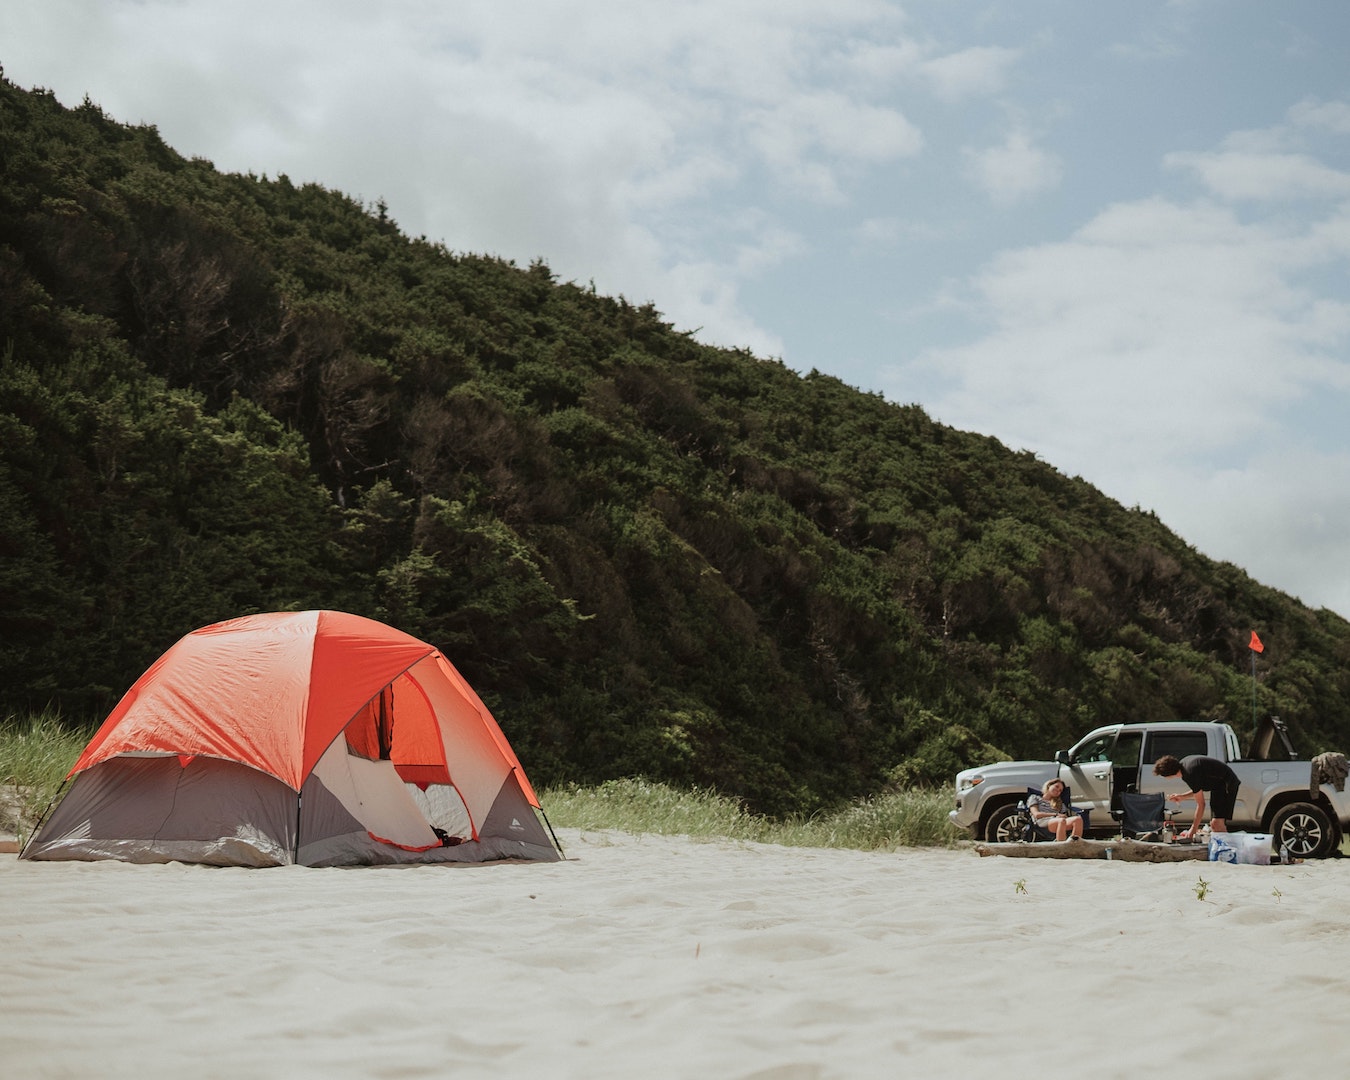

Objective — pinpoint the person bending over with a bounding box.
[1152,754,1241,840]
[1029,778,1083,841]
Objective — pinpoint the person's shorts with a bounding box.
[1209,776,1240,820]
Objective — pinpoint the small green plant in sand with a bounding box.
[1272,887,1282,903]
[1014,878,1027,894]
[0,711,94,844]
[1193,875,1210,902]
[542,778,965,852]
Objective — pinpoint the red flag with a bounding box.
[1249,630,1264,653]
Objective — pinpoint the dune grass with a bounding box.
[541,778,965,851]
[0,712,965,852]
[0,711,94,842]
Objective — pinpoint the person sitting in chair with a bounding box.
[1028,778,1084,841]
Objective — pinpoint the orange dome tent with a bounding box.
[22,611,560,866]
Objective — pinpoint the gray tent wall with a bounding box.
[22,752,560,866]
[21,756,296,866]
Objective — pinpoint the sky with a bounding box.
[4,0,1349,619]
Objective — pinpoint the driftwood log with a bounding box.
[974,838,1211,862]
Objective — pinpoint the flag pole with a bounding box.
[1251,647,1257,736]
[1248,630,1264,739]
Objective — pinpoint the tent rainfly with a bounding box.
[22,610,561,866]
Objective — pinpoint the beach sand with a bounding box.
[3,830,1347,1079]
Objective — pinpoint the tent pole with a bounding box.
[294,791,302,866]
[17,777,69,858]
[539,806,566,859]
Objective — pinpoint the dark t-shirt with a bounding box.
[1179,755,1239,793]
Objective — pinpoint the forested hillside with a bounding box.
[4,73,1349,814]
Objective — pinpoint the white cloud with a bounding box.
[1140,449,1350,616]
[837,39,929,84]
[896,183,1350,615]
[904,194,1350,499]
[1166,149,1350,202]
[850,214,950,253]
[1289,97,1350,134]
[746,93,923,202]
[918,45,1020,102]
[963,128,1062,204]
[1165,100,1350,203]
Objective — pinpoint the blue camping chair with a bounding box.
[1016,786,1090,841]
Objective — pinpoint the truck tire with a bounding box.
[982,801,1025,844]
[1269,802,1336,860]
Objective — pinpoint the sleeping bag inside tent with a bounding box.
[21,610,561,866]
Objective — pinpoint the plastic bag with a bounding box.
[1208,831,1273,865]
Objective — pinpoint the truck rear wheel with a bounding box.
[1269,802,1336,860]
[983,802,1025,844]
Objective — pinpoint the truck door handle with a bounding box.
[1093,771,1108,779]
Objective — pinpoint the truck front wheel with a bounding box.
[1269,802,1336,860]
[982,802,1025,844]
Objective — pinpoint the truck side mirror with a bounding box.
[1054,750,1071,766]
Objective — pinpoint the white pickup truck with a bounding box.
[950,717,1350,858]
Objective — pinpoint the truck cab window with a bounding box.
[1074,734,1116,763]
[1145,731,1208,764]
